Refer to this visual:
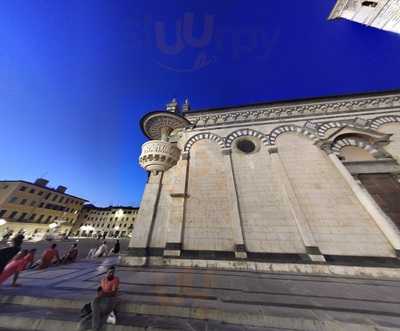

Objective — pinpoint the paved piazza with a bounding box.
[1,256,400,330]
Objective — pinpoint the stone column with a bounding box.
[328,152,400,256]
[222,149,247,259]
[128,171,163,262]
[164,153,189,257]
[268,147,325,262]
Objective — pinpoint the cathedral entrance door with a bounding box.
[358,174,400,230]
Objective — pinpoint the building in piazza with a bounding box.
[124,91,400,269]
[72,204,138,238]
[329,0,400,34]
[0,178,87,240]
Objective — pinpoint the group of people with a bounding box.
[0,236,79,287]
[1,235,122,329]
[87,240,120,259]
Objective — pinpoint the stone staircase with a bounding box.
[1,259,400,330]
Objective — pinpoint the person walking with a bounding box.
[0,234,24,274]
[0,249,28,286]
[22,249,37,269]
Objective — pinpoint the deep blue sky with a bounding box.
[1,1,399,206]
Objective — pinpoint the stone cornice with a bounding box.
[328,0,350,19]
[184,93,400,128]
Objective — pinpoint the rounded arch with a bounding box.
[225,128,269,148]
[317,121,351,137]
[331,137,380,157]
[269,125,320,145]
[183,132,225,152]
[370,115,400,130]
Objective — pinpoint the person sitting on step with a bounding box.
[36,243,60,269]
[77,265,120,331]
[61,243,78,264]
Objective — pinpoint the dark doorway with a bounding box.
[359,174,400,230]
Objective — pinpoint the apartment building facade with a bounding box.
[0,178,87,240]
[72,204,139,238]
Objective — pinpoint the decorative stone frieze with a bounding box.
[139,140,181,172]
[184,94,400,128]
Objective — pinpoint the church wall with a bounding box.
[231,142,305,253]
[276,133,393,256]
[183,140,235,251]
[131,92,400,262]
[149,170,174,248]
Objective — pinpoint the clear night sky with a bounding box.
[1,1,399,206]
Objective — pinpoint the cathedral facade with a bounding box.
[125,90,400,269]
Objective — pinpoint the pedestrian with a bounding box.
[0,249,28,286]
[109,240,120,256]
[37,243,60,269]
[22,248,37,269]
[0,234,24,274]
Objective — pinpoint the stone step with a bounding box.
[0,304,286,331]
[2,294,400,331]
[4,263,400,330]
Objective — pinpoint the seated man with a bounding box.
[62,243,78,264]
[92,266,119,330]
[37,243,60,269]
[78,266,120,331]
